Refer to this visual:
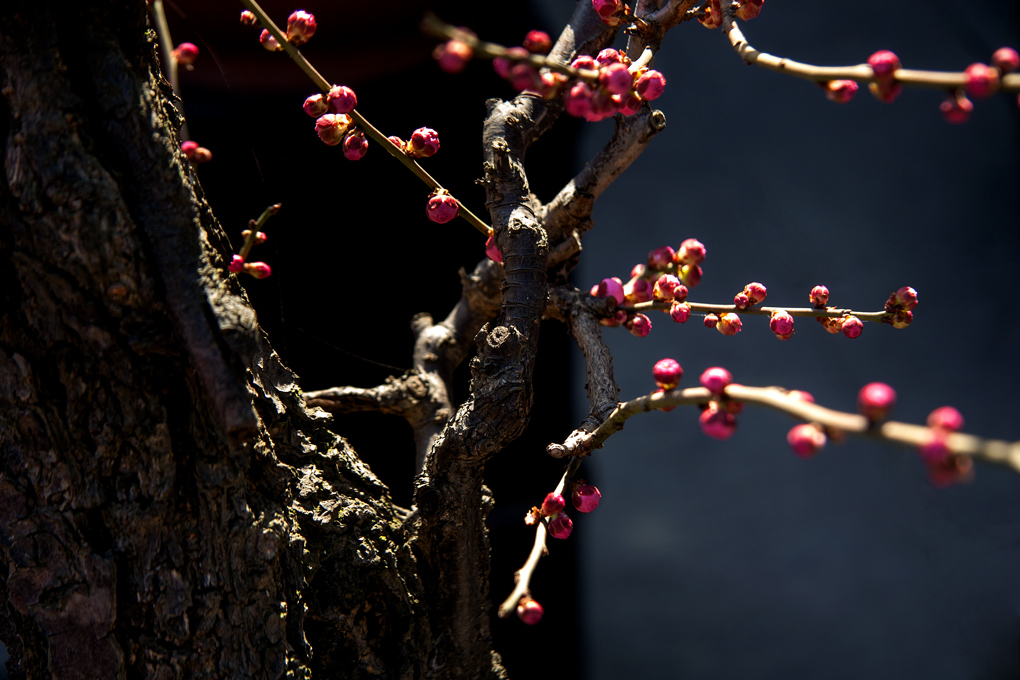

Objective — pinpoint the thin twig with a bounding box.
[628,300,892,323]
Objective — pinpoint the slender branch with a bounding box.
[629,300,892,323]
[149,0,189,139]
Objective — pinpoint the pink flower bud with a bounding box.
[592,0,623,26]
[940,92,973,124]
[868,50,901,81]
[868,80,902,103]
[964,62,999,99]
[425,191,459,224]
[244,261,272,279]
[703,313,719,328]
[592,277,626,307]
[315,113,351,146]
[630,263,647,278]
[841,315,863,338]
[434,39,474,74]
[302,93,328,117]
[635,69,666,101]
[787,423,826,458]
[613,91,643,116]
[572,484,601,513]
[676,238,706,265]
[259,29,282,52]
[716,313,742,336]
[523,30,552,54]
[647,245,676,270]
[343,130,368,161]
[485,231,503,264]
[699,0,722,29]
[585,89,617,121]
[228,254,245,273]
[733,292,749,309]
[769,310,795,337]
[857,382,896,421]
[517,597,544,625]
[735,0,764,21]
[327,85,358,114]
[570,55,597,71]
[700,404,737,440]
[624,277,653,303]
[787,390,814,403]
[672,284,688,303]
[286,10,317,45]
[387,135,405,151]
[239,10,257,26]
[809,285,829,307]
[991,47,1020,73]
[744,282,767,305]
[172,42,199,66]
[823,79,858,103]
[547,513,573,539]
[818,316,843,334]
[510,63,541,92]
[653,358,683,390]
[922,446,973,488]
[564,81,595,118]
[595,48,624,67]
[653,274,681,301]
[626,313,652,337]
[541,492,566,516]
[892,286,918,311]
[679,264,702,288]
[600,63,633,95]
[408,127,440,158]
[181,140,199,157]
[537,72,569,99]
[890,310,912,329]
[927,406,963,432]
[700,367,732,394]
[669,301,692,323]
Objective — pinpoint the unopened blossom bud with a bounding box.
[523,30,552,54]
[434,39,474,74]
[940,92,973,124]
[286,10,317,45]
[600,62,633,95]
[700,367,733,394]
[485,231,503,264]
[260,29,282,52]
[592,0,623,26]
[407,127,441,158]
[343,130,368,161]
[302,93,328,117]
[228,254,245,273]
[841,315,863,338]
[181,140,212,164]
[315,113,350,146]
[769,310,795,337]
[595,48,624,67]
[809,285,829,307]
[626,313,652,337]
[541,492,566,516]
[925,452,974,488]
[926,406,965,434]
[733,292,749,309]
[744,282,767,305]
[493,47,529,79]
[679,264,703,288]
[537,72,569,99]
[857,382,896,422]
[676,238,706,265]
[592,277,626,307]
[699,0,722,29]
[635,69,666,101]
[917,431,952,466]
[787,423,826,458]
[630,263,647,279]
[672,284,688,303]
[547,513,573,539]
[869,80,902,103]
[703,313,719,328]
[653,274,681,301]
[239,10,257,26]
[172,42,199,67]
[964,62,999,99]
[327,85,358,114]
[181,140,199,157]
[892,286,918,311]
[890,310,912,329]
[517,597,544,625]
[700,404,737,440]
[624,277,653,303]
[868,50,901,81]
[244,261,272,279]
[572,484,601,513]
[387,135,405,151]
[425,190,459,224]
[787,390,814,403]
[992,47,1020,73]
[564,81,595,118]
[716,313,742,336]
[670,301,692,323]
[570,55,597,71]
[613,91,643,116]
[585,89,617,122]
[823,79,858,103]
[240,229,268,244]
[647,243,674,271]
[736,0,764,21]
[653,358,684,390]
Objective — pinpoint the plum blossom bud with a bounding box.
[343,130,368,161]
[733,292,749,309]
[892,286,918,311]
[823,79,858,103]
[890,310,912,329]
[925,451,974,488]
[647,246,675,270]
[485,231,503,264]
[572,484,601,513]
[679,264,702,288]
[769,310,795,338]
[592,277,626,307]
[315,113,351,146]
[493,47,529,79]
[510,63,540,92]
[841,315,863,338]
[818,316,844,334]
[517,597,544,625]
[928,406,964,432]
[736,0,764,21]
[991,47,1020,73]
[700,404,737,440]
[613,91,643,116]
[940,92,973,124]
[302,93,328,117]
[592,0,623,26]
[624,277,653,303]
[744,282,767,305]
[700,367,732,394]
[788,424,826,458]
[181,140,199,157]
[434,39,474,74]
[425,190,459,224]
[260,29,282,51]
[676,238,706,265]
[669,301,692,323]
[564,81,595,118]
[244,262,272,279]
[547,513,573,539]
[181,140,212,164]
[172,42,199,67]
[858,382,896,421]
[653,358,683,390]
[626,313,652,337]
[868,50,901,81]
[809,285,829,307]
[595,48,624,67]
[387,135,405,151]
[327,85,358,114]
[537,72,569,99]
[228,255,245,273]
[239,10,257,26]
[585,89,617,121]
[630,263,647,278]
[716,313,742,336]
[699,0,722,29]
[407,127,441,158]
[964,62,999,99]
[240,229,268,244]
[541,492,566,516]
[635,69,666,101]
[286,10,317,45]
[703,313,719,328]
[523,30,552,54]
[600,63,633,95]
[787,390,814,403]
[571,55,597,71]
[653,274,681,301]
[869,80,902,103]
[672,284,688,303]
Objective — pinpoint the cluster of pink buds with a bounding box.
[425,189,459,224]
[181,140,212,165]
[172,42,199,69]
[561,49,666,122]
[385,127,442,159]
[227,204,279,279]
[303,84,370,158]
[698,0,764,29]
[919,406,972,487]
[811,284,858,337]
[491,31,557,95]
[882,286,917,329]
[698,367,739,440]
[941,47,1017,123]
[246,9,316,51]
[733,281,767,309]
